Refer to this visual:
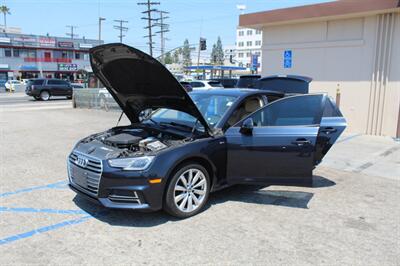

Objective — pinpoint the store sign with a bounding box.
[0,37,11,43]
[39,37,56,47]
[58,41,74,48]
[58,64,78,71]
[79,43,93,49]
[20,65,38,71]
[13,36,36,44]
[0,64,9,69]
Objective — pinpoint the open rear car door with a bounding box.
[225,94,346,185]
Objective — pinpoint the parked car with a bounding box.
[25,78,72,100]
[67,44,346,218]
[179,81,193,92]
[210,78,238,88]
[190,80,223,90]
[5,80,22,92]
[255,75,312,94]
[71,83,85,89]
[236,75,261,88]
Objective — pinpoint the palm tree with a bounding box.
[0,5,11,29]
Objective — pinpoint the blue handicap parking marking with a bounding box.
[0,180,68,198]
[0,179,103,246]
[0,206,88,215]
[0,215,92,246]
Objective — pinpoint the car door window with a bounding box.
[241,94,324,127]
[226,96,263,128]
[191,82,204,88]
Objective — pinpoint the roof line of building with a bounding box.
[239,0,400,28]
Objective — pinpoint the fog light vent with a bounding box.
[108,191,141,204]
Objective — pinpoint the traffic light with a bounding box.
[200,38,206,51]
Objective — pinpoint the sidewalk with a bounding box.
[321,133,400,180]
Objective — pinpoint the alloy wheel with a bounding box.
[40,91,50,101]
[173,168,207,213]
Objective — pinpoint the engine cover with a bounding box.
[105,133,142,148]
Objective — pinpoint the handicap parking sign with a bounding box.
[284,59,292,68]
[283,50,292,68]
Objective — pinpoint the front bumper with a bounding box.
[67,152,165,211]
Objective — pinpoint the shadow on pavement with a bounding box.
[73,175,335,227]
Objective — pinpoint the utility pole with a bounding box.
[138,0,160,56]
[66,25,78,39]
[113,19,129,43]
[155,11,169,63]
[98,17,106,45]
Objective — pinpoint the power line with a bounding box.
[154,10,169,62]
[113,19,129,43]
[65,25,78,39]
[137,0,160,56]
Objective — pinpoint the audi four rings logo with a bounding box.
[75,156,89,168]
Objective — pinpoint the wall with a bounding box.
[260,13,400,137]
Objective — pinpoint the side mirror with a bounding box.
[240,118,254,135]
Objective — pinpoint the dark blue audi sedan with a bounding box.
[68,43,346,218]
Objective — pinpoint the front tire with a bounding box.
[40,90,50,101]
[164,163,210,218]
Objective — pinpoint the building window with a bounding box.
[255,40,261,46]
[238,42,244,47]
[5,48,12,57]
[238,30,244,36]
[83,53,89,60]
[13,48,20,57]
[246,41,252,46]
[256,29,262,35]
[246,52,252,57]
[75,52,81,60]
[255,51,261,56]
[247,30,252,36]
[238,53,244,58]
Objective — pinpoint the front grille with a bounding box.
[68,151,102,196]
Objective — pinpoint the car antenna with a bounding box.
[116,111,124,127]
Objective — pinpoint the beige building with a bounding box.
[240,0,400,137]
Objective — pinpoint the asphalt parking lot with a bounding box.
[1,93,399,265]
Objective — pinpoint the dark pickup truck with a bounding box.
[25,78,73,101]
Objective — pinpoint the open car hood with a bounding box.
[90,43,211,133]
[255,75,312,94]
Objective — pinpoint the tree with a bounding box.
[0,5,10,29]
[182,39,192,67]
[164,52,173,64]
[172,49,180,63]
[211,36,224,65]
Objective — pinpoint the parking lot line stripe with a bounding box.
[0,180,68,198]
[0,206,87,215]
[0,215,92,246]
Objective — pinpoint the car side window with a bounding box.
[47,80,56,85]
[322,98,342,117]
[245,95,324,127]
[191,82,204,88]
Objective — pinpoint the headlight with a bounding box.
[108,156,155,171]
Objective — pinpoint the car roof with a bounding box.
[189,88,283,97]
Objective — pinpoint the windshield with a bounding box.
[149,93,238,128]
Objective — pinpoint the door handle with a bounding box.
[321,127,337,134]
[291,138,311,146]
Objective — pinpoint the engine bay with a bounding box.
[77,126,189,159]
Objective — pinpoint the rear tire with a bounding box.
[163,163,210,218]
[40,90,50,101]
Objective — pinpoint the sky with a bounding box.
[1,0,332,57]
